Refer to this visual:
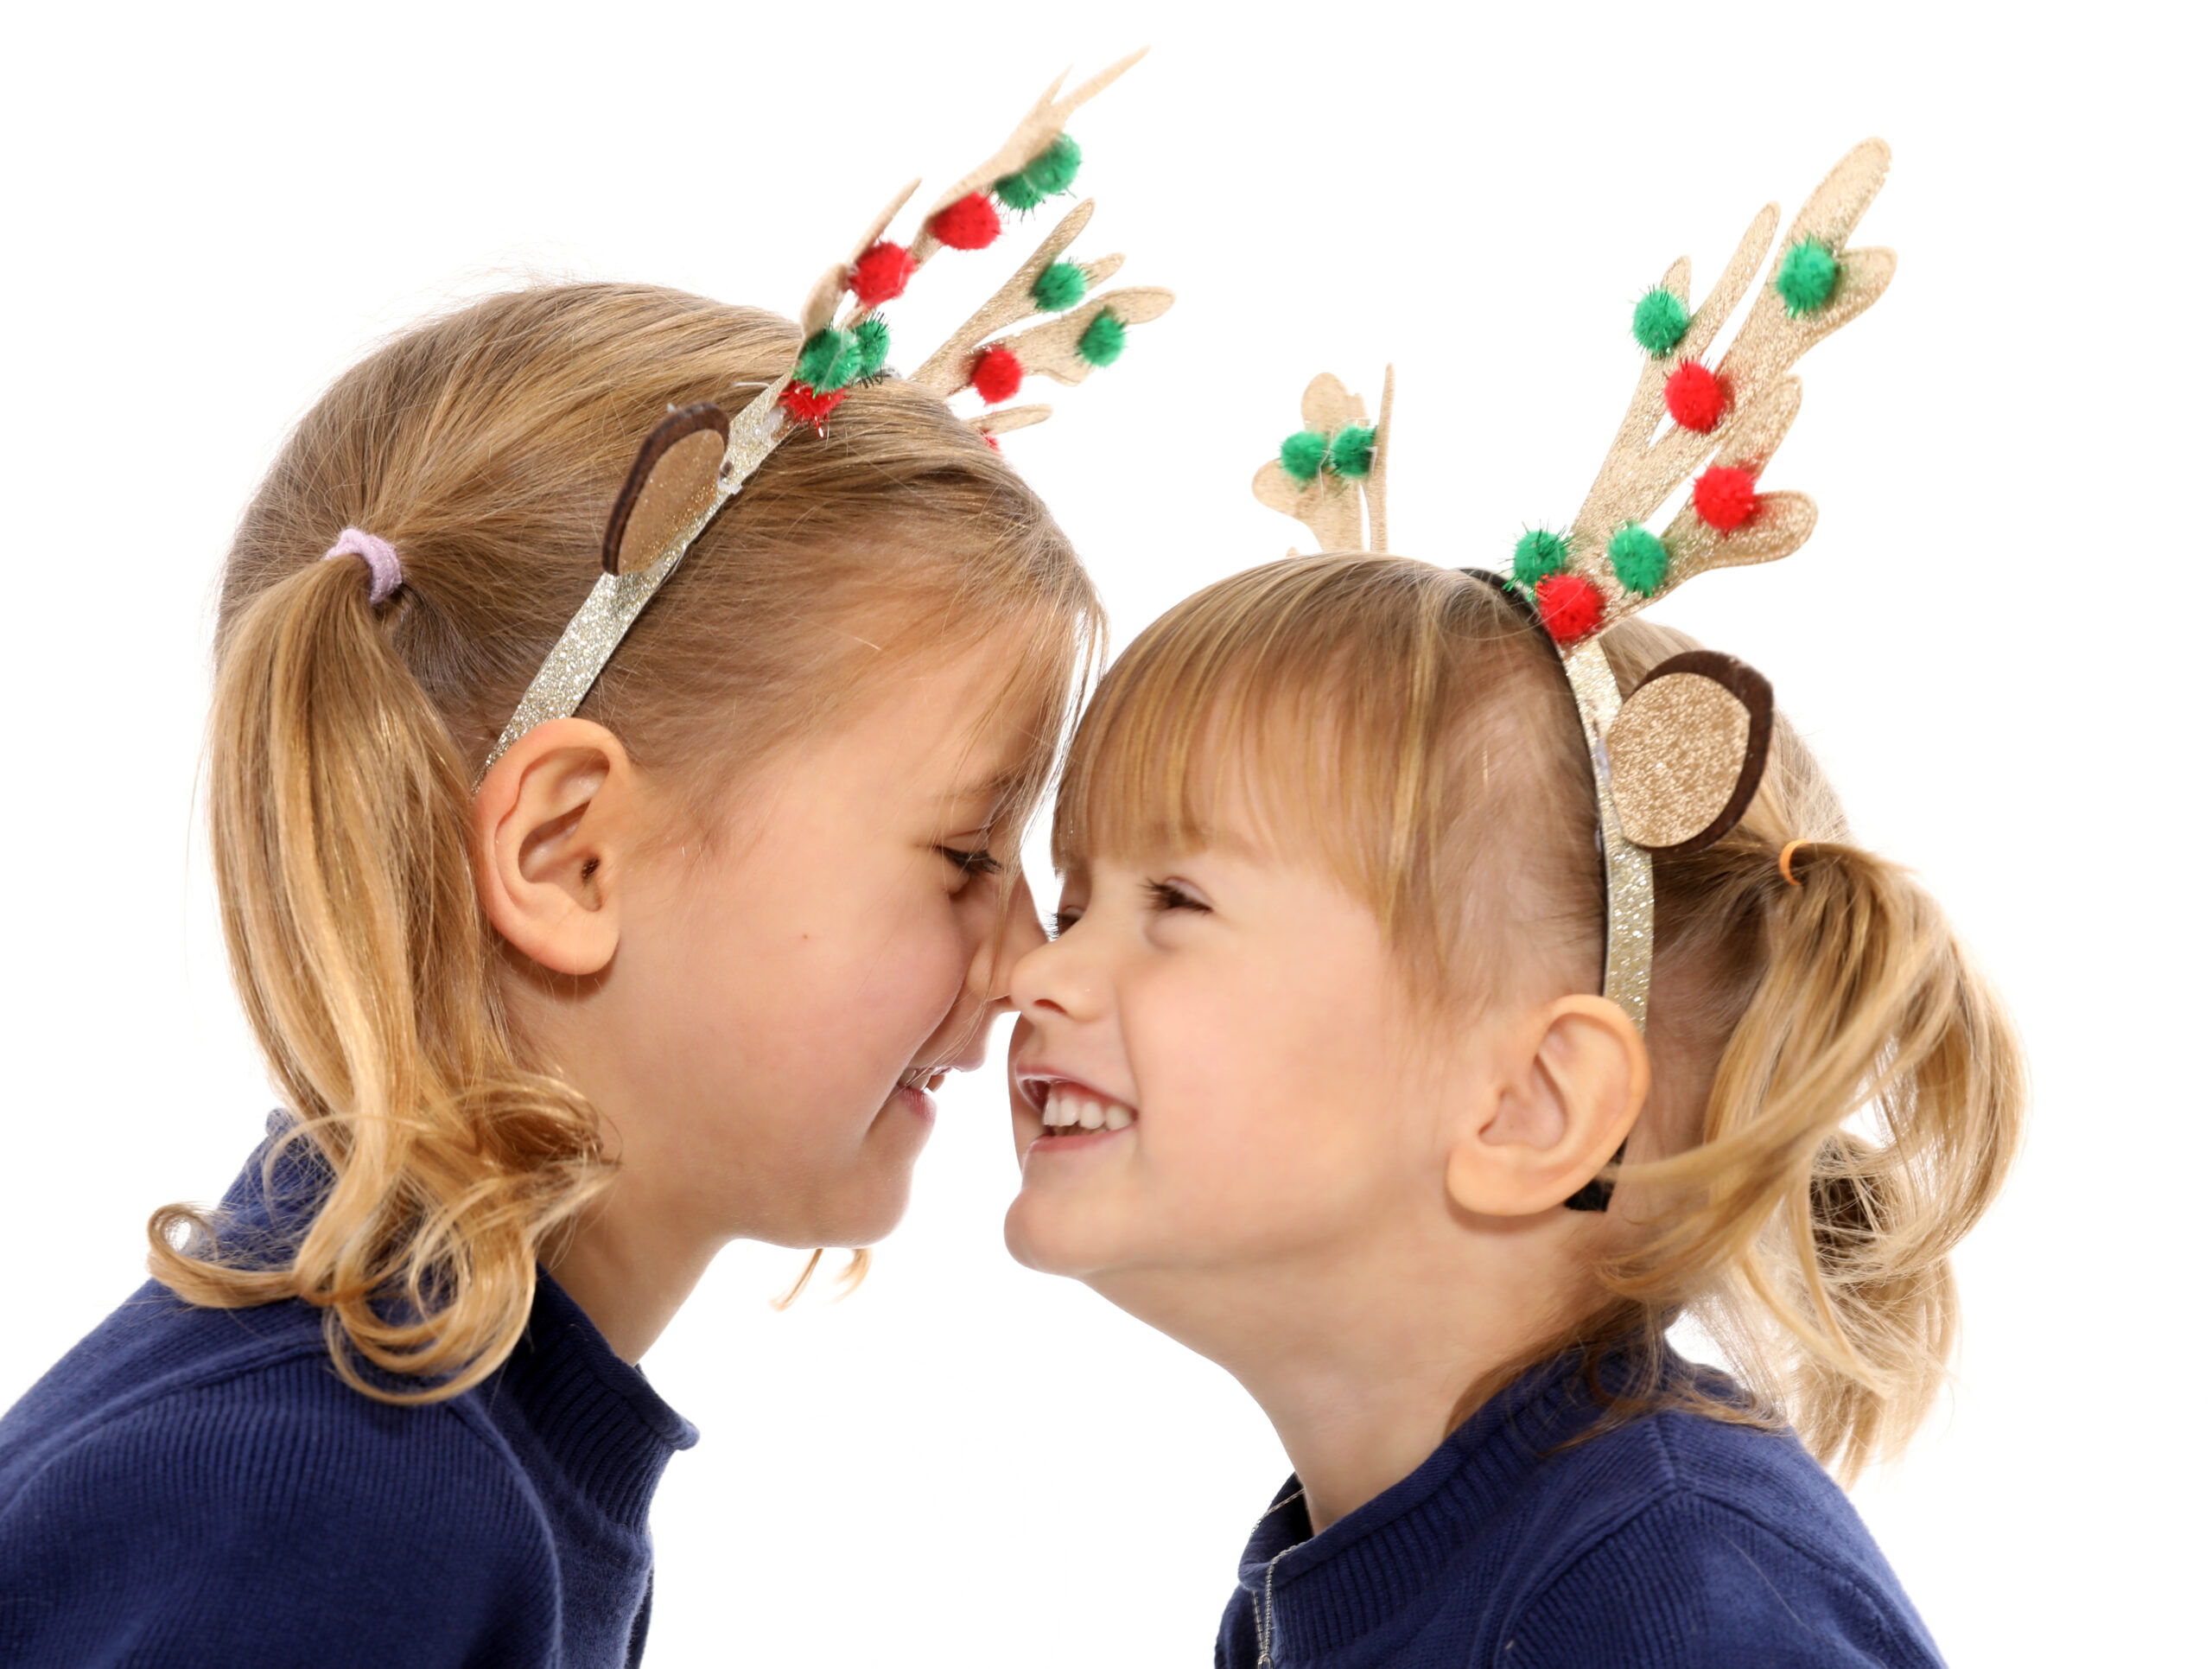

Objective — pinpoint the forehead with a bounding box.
[1054,657,1356,856]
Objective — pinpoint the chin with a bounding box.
[1002,1194,1119,1278]
[769,1161,915,1252]
[825,1182,914,1250]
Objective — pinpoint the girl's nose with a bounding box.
[1007,903,1097,1022]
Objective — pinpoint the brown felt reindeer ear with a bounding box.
[602,403,732,576]
[1606,651,1774,855]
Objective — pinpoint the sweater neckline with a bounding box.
[1235,1350,1637,1661]
[491,1267,699,1532]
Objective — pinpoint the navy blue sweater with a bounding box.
[1217,1352,1942,1669]
[0,1121,697,1667]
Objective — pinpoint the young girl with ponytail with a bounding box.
[0,278,1097,1664]
[1004,146,2023,1666]
[1007,564,2021,1669]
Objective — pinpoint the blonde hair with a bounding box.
[153,283,1101,1403]
[1054,553,2024,1481]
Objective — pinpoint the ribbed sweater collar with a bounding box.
[1234,1352,1621,1663]
[493,1268,699,1532]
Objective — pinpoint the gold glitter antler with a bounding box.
[1553,138,1896,634]
[818,50,1173,432]
[905,197,1171,398]
[483,51,1171,779]
[896,49,1151,277]
[799,182,923,338]
[1252,368,1396,553]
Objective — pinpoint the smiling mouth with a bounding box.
[1028,1081,1137,1134]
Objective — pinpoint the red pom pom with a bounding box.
[779,383,847,431]
[1664,362,1727,432]
[1535,573,1605,643]
[970,346,1024,405]
[849,240,915,307]
[931,193,1001,252]
[1693,466,1759,531]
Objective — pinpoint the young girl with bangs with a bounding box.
[0,283,1090,1664]
[1004,555,2023,1667]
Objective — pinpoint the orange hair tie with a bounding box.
[1778,839,1813,887]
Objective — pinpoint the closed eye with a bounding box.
[1144,878,1209,915]
[939,845,1005,879]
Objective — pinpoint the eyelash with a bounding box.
[939,845,1004,880]
[1144,879,1208,915]
[1048,879,1205,940]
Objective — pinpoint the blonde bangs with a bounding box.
[1052,555,1590,997]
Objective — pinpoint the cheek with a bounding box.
[1125,952,1407,1237]
[638,847,971,1129]
[754,880,973,1092]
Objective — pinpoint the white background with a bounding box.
[3,3,2202,1664]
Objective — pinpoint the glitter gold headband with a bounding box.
[480,50,1173,780]
[1254,139,1896,1035]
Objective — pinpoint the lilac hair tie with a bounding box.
[322,527,403,604]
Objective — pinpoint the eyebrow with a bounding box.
[938,765,1032,825]
[950,764,1026,799]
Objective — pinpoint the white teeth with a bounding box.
[1033,1085,1135,1132]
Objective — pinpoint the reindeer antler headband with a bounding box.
[481,51,1173,778]
[1255,139,1896,1035]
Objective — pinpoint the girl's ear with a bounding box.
[472,718,639,977]
[1446,997,1650,1217]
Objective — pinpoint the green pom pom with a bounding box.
[853,315,891,379]
[1630,287,1690,358]
[1775,238,1840,317]
[1512,528,1572,587]
[1021,132,1083,196]
[1279,430,1328,483]
[995,170,1044,211]
[1326,424,1376,478]
[1077,309,1126,368]
[795,326,861,392]
[1032,261,1088,313]
[1607,524,1669,596]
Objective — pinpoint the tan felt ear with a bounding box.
[603,404,731,576]
[1606,651,1775,855]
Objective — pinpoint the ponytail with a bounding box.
[149,552,607,1404]
[1589,623,2028,1481]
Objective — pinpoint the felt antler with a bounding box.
[899,49,1151,275]
[1518,138,1896,645]
[905,197,1172,405]
[1235,145,1896,1046]
[799,49,1173,435]
[1253,368,1396,553]
[486,49,1171,780]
